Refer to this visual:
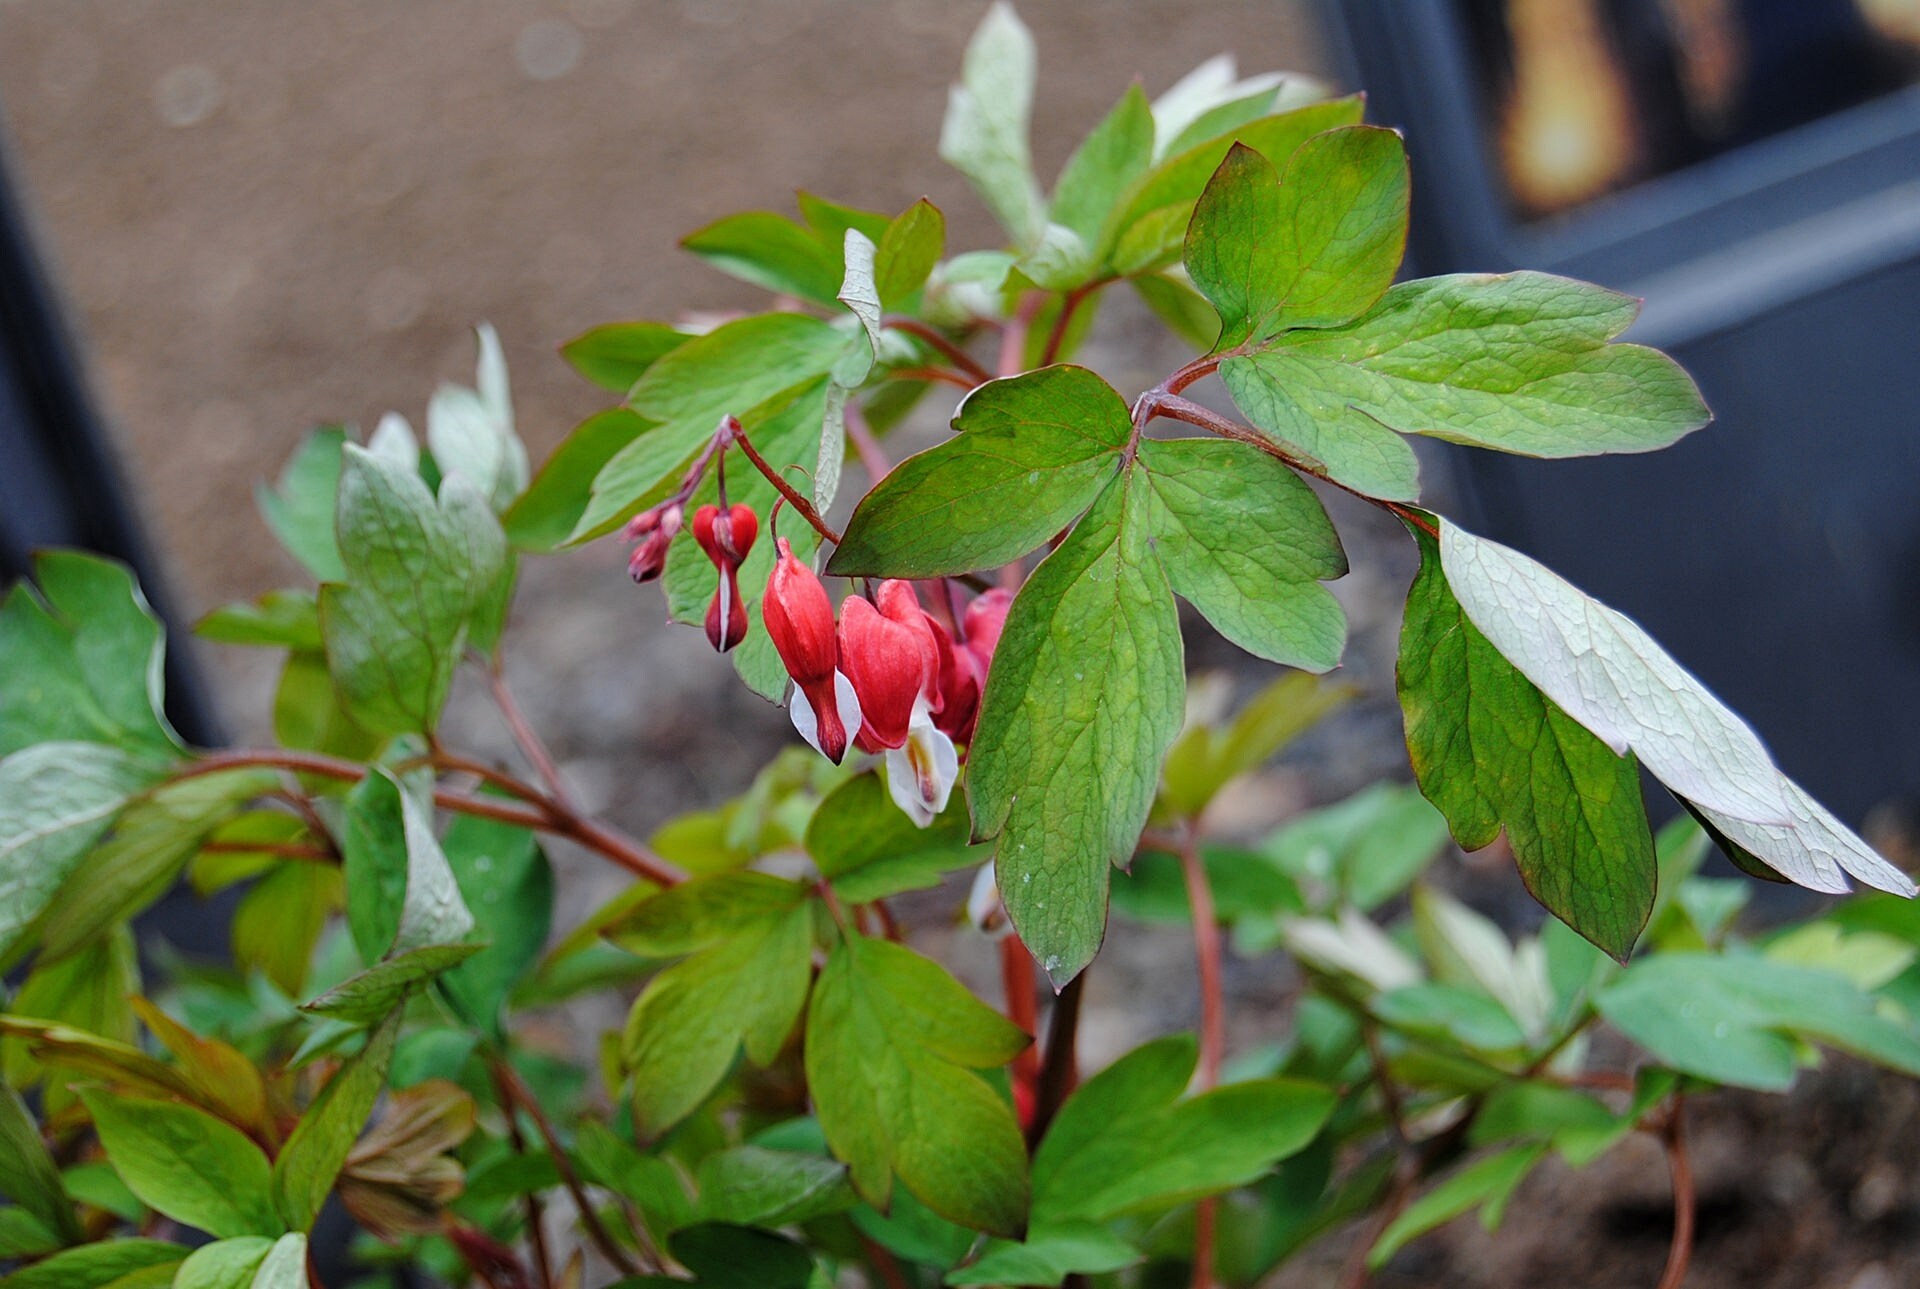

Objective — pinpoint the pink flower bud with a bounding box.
[840,580,939,753]
[692,503,758,653]
[925,611,984,743]
[627,528,672,583]
[962,587,1013,663]
[763,538,858,762]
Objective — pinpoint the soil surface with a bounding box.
[1,4,1911,1286]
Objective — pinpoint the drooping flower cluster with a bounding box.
[761,535,1010,827]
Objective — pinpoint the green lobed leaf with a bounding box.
[939,2,1043,247]
[1368,1144,1547,1268]
[273,1011,400,1231]
[1109,96,1367,274]
[232,861,341,996]
[1398,525,1656,960]
[1220,348,1423,501]
[830,365,1129,579]
[575,1119,694,1240]
[1030,1035,1335,1224]
[660,383,826,699]
[606,871,807,959]
[0,550,178,758]
[560,321,693,393]
[81,1089,282,1239]
[806,772,978,902]
[1186,128,1407,348]
[0,743,167,965]
[805,934,1030,1236]
[1437,517,1908,898]
[969,469,1185,984]
[1596,951,1920,1090]
[1131,272,1219,351]
[574,312,846,541]
[622,898,814,1136]
[257,427,347,583]
[319,447,511,736]
[0,1082,80,1245]
[0,1241,187,1289]
[1139,436,1347,671]
[271,650,378,760]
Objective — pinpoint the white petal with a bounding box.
[788,672,864,763]
[789,685,824,758]
[884,719,958,828]
[966,861,1010,937]
[834,671,865,751]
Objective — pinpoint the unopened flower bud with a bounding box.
[627,528,673,583]
[692,503,758,652]
[963,587,1013,663]
[763,538,860,762]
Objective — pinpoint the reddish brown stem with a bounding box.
[999,293,1045,378]
[726,417,842,544]
[1000,936,1042,1087]
[1038,279,1112,368]
[492,1058,644,1278]
[176,749,684,887]
[843,401,892,483]
[862,1235,913,1289]
[1177,825,1224,1289]
[882,317,993,385]
[488,1062,556,1289]
[487,664,578,813]
[1025,969,1085,1149]
[889,364,978,392]
[199,839,335,863]
[1657,1098,1695,1289]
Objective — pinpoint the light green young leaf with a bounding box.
[0,550,179,758]
[1410,887,1551,1041]
[830,365,1129,579]
[1131,272,1219,351]
[806,934,1030,1236]
[173,1238,275,1289]
[249,1234,309,1289]
[970,470,1185,985]
[622,897,814,1136]
[1399,524,1657,960]
[574,311,845,541]
[1031,1034,1334,1224]
[1160,672,1351,820]
[1139,436,1347,671]
[82,1089,282,1239]
[0,742,165,964]
[366,412,419,471]
[874,200,946,304]
[939,2,1043,247]
[682,210,846,303]
[1437,519,1912,898]
[320,446,511,736]
[37,769,272,963]
[606,872,807,958]
[1049,85,1154,250]
[273,1011,399,1231]
[1148,53,1288,158]
[257,427,347,583]
[1219,349,1423,501]
[1368,1144,1547,1267]
[428,323,529,512]
[559,321,693,393]
[233,861,341,997]
[816,229,884,511]
[1595,952,1920,1089]
[195,589,322,651]
[0,1240,187,1289]
[1185,129,1407,348]
[504,409,652,552]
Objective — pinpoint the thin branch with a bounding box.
[1000,936,1042,1092]
[1038,279,1113,368]
[889,364,977,392]
[1657,1097,1695,1289]
[487,664,578,812]
[1026,969,1085,1149]
[488,1062,556,1289]
[1364,1025,1411,1149]
[418,750,552,808]
[1178,828,1223,1282]
[176,749,685,887]
[492,1058,644,1278]
[861,1236,913,1289]
[727,417,842,544]
[843,401,893,483]
[882,317,993,385]
[999,293,1045,378]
